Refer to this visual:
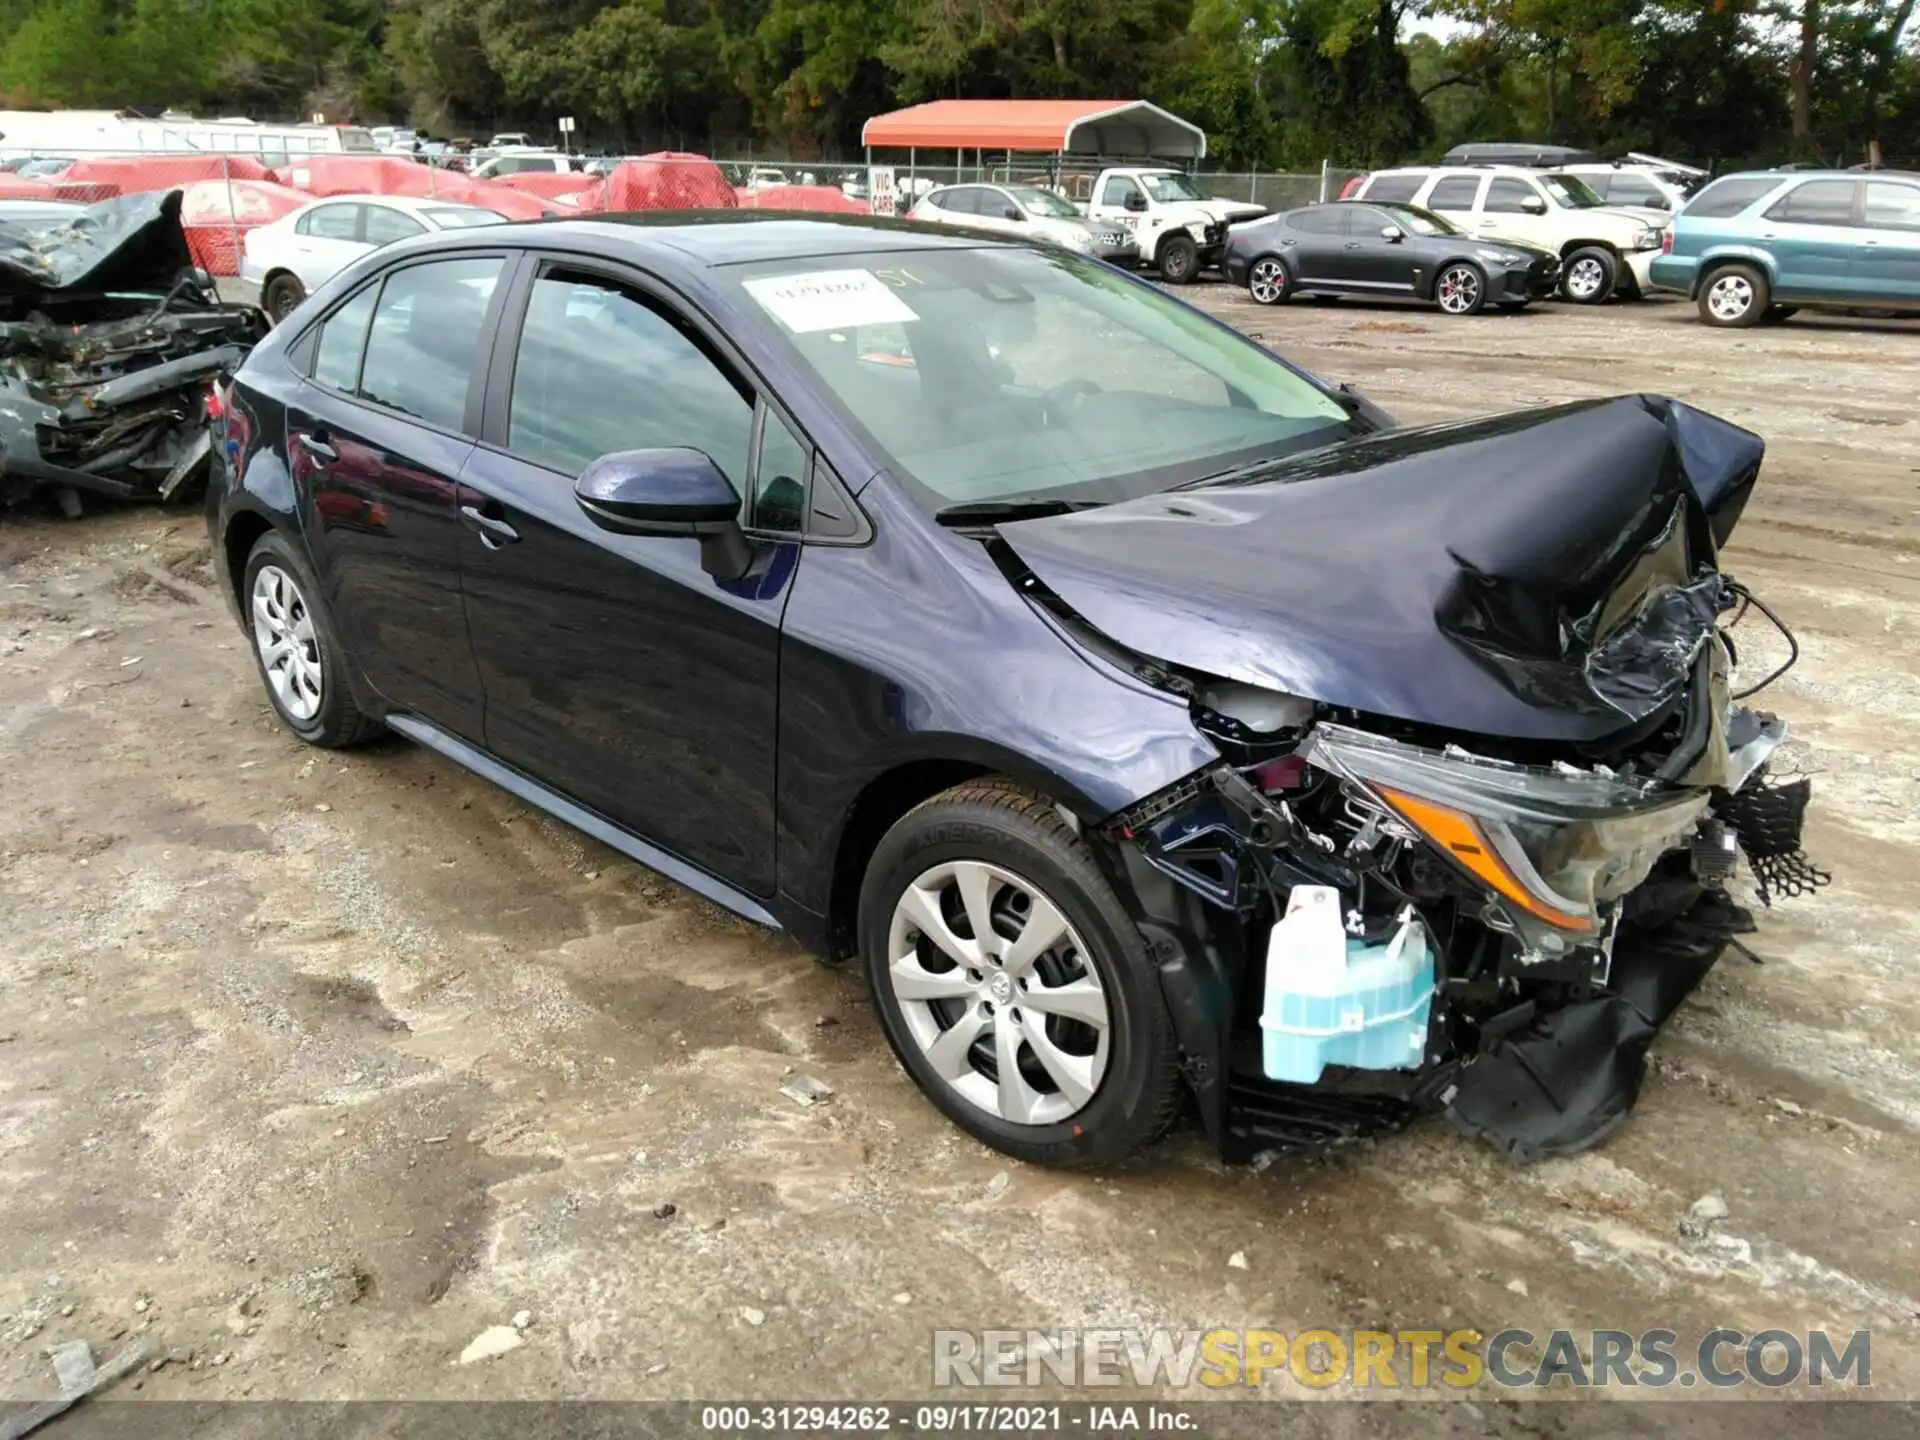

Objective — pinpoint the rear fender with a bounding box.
[1692,244,1779,298]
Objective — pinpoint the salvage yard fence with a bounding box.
[1,148,1360,284]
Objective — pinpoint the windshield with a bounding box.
[1009,186,1080,218]
[425,207,508,229]
[1540,173,1603,208]
[1142,172,1207,203]
[1376,203,1461,237]
[728,248,1359,510]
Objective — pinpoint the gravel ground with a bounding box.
[2,285,1917,1419]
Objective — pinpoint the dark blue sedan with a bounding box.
[207,213,1820,1168]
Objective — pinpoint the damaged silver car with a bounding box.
[1,190,266,515]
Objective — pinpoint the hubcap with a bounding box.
[1566,256,1606,299]
[1708,275,1754,321]
[1437,266,1480,314]
[886,859,1111,1126]
[251,564,323,722]
[1249,260,1286,304]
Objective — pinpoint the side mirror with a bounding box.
[1124,192,1148,212]
[1380,225,1403,242]
[574,447,750,581]
[1521,196,1548,215]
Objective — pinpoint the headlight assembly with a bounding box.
[1298,723,1711,935]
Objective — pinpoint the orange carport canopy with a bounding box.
[860,100,1205,160]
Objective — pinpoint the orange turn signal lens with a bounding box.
[1377,786,1594,932]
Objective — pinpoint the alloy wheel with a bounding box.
[1249,259,1287,304]
[1564,256,1606,301]
[1436,265,1481,314]
[1707,274,1754,322]
[251,564,323,722]
[885,859,1110,1126]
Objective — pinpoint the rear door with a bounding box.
[1852,180,1920,305]
[291,202,371,289]
[288,252,509,739]
[453,257,795,895]
[1759,179,1858,300]
[1281,206,1351,287]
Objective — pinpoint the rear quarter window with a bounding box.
[1362,173,1425,204]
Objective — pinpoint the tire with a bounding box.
[859,779,1183,1167]
[1156,234,1199,285]
[1698,263,1768,328]
[1434,261,1487,316]
[262,272,307,324]
[1560,247,1618,304]
[241,531,382,748]
[1247,256,1291,306]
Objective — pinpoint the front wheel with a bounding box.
[1156,234,1200,285]
[1560,247,1618,304]
[1698,264,1769,328]
[1434,262,1487,316]
[1247,256,1291,305]
[859,780,1183,1167]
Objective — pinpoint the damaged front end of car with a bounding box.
[0,191,267,515]
[997,394,1827,1163]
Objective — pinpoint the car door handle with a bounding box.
[296,433,336,462]
[1344,242,1362,250]
[459,503,521,547]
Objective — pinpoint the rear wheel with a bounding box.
[1699,264,1768,328]
[242,532,381,748]
[1247,256,1291,305]
[262,273,307,323]
[1560,247,1618,304]
[1156,234,1200,285]
[1434,262,1487,316]
[859,780,1183,1167]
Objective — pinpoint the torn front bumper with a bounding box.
[1106,699,1819,1165]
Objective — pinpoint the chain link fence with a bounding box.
[0,147,1369,283]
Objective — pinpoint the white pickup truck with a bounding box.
[1083,167,1266,283]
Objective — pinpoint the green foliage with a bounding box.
[0,0,1914,165]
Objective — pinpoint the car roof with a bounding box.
[298,193,490,217]
[503,212,1008,268]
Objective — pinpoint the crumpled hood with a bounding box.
[0,190,196,313]
[998,395,1763,743]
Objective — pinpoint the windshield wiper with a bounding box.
[934,498,1100,527]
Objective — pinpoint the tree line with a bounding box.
[2,1,1915,169]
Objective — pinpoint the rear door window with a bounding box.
[299,203,361,241]
[356,257,504,430]
[1287,208,1347,236]
[1765,180,1857,226]
[505,270,754,484]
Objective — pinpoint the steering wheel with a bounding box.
[1039,378,1102,429]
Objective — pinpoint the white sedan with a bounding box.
[240,195,507,322]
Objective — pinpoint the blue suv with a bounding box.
[1650,169,1920,326]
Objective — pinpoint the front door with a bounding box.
[1851,180,1920,305]
[291,252,507,740]
[1338,205,1422,292]
[455,261,791,895]
[1475,176,1552,250]
[1759,179,1858,301]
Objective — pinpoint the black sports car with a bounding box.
[1225,201,1562,315]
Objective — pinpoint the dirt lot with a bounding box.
[2,288,1918,1418]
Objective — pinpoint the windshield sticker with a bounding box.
[743,269,920,333]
